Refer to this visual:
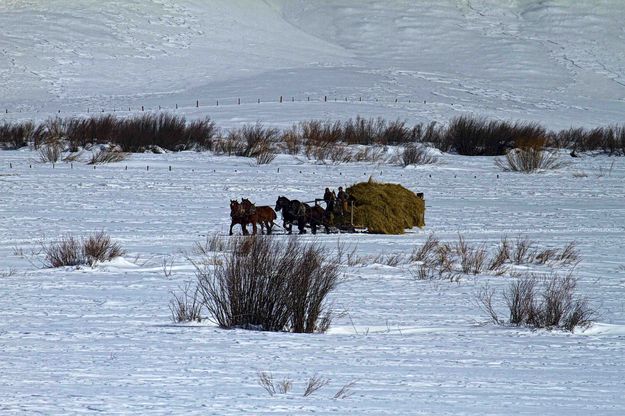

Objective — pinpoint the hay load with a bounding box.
[346,179,425,234]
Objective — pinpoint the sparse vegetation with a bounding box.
[411,234,578,280]
[477,273,596,331]
[495,147,564,173]
[38,143,63,163]
[42,232,124,268]
[3,114,624,161]
[0,121,33,149]
[169,281,202,323]
[87,148,129,165]
[257,372,353,398]
[400,144,437,166]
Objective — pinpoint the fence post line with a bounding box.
[324,96,327,102]
[279,96,282,103]
[196,100,199,108]
[216,100,219,106]
[238,98,240,105]
[141,105,144,111]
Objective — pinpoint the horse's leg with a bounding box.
[241,221,249,235]
[298,218,307,234]
[251,220,258,235]
[229,221,235,236]
[266,221,273,235]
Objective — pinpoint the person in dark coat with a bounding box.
[323,187,336,213]
[337,186,349,214]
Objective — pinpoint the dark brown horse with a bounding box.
[241,198,277,235]
[229,199,256,235]
[275,196,328,234]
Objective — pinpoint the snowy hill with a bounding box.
[1,0,625,127]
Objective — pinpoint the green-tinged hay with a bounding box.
[346,179,425,234]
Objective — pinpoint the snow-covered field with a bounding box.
[2,0,625,414]
[1,150,624,414]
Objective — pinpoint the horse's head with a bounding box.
[241,198,256,214]
[230,200,244,217]
[275,196,288,212]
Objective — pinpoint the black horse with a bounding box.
[275,196,328,235]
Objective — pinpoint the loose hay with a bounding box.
[346,178,425,234]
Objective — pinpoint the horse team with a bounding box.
[229,196,330,236]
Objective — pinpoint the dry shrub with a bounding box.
[343,116,380,145]
[213,132,245,156]
[193,234,230,256]
[43,235,83,268]
[0,121,34,149]
[33,118,65,149]
[411,234,439,262]
[239,123,279,157]
[550,125,625,155]
[169,281,202,323]
[534,248,558,265]
[43,232,124,268]
[195,236,340,333]
[255,148,276,165]
[303,375,330,397]
[478,273,596,331]
[82,231,125,266]
[401,144,438,166]
[258,372,348,398]
[353,146,386,163]
[495,147,564,173]
[558,242,579,265]
[488,237,510,273]
[309,143,353,164]
[280,126,301,155]
[88,149,129,165]
[38,143,63,163]
[512,236,533,264]
[445,116,545,156]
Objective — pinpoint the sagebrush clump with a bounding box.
[43,231,124,268]
[194,236,340,333]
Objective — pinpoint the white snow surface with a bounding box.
[1,0,625,128]
[2,1,625,414]
[1,150,625,414]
